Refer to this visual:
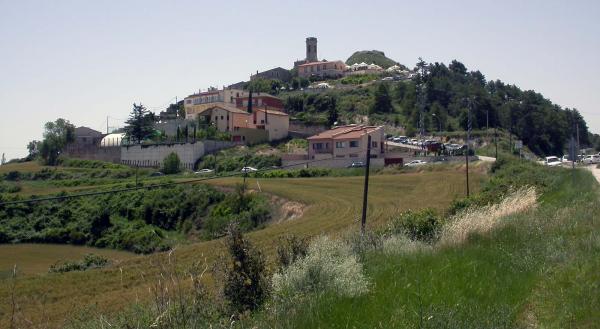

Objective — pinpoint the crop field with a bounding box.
[0,168,483,328]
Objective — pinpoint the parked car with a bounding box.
[347,161,365,168]
[381,76,394,81]
[194,169,214,175]
[150,171,164,177]
[582,155,600,164]
[544,156,562,167]
[404,160,427,167]
[241,167,258,173]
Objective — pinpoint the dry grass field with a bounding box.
[0,169,484,328]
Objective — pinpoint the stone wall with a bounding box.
[121,141,233,169]
[63,145,121,163]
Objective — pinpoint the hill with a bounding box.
[346,50,405,69]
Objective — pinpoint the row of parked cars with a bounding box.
[544,154,600,166]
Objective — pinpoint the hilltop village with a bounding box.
[60,37,417,170]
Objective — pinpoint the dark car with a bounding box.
[347,161,365,168]
[150,171,164,177]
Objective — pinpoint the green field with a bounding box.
[0,244,134,276]
[0,167,481,328]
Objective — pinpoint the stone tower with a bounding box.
[306,37,318,62]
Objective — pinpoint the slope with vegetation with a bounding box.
[56,158,600,329]
[0,165,481,328]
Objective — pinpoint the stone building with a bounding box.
[250,67,292,83]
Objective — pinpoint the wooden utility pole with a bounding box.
[466,100,472,197]
[361,135,372,235]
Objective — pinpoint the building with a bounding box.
[234,93,284,111]
[294,37,319,67]
[195,103,289,143]
[298,60,347,79]
[250,67,292,83]
[307,125,385,160]
[73,126,104,146]
[345,62,384,75]
[184,88,250,120]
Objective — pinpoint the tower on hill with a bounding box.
[306,37,318,62]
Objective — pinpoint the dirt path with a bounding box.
[586,164,600,184]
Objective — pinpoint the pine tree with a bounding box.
[124,103,155,144]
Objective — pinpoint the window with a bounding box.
[336,141,345,148]
[313,143,323,150]
[349,140,359,148]
[336,155,345,158]
[221,115,224,120]
[186,99,191,104]
[349,154,359,158]
[372,141,377,148]
[261,119,265,124]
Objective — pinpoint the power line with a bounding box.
[0,156,355,206]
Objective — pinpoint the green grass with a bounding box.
[249,166,600,328]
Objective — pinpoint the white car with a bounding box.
[404,160,428,167]
[194,169,214,175]
[241,167,258,173]
[544,156,562,167]
[582,155,600,165]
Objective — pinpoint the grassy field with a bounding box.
[245,165,600,328]
[0,244,134,277]
[0,168,483,328]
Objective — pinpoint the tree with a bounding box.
[26,140,41,160]
[124,103,155,144]
[38,118,75,165]
[372,83,393,113]
[162,152,181,174]
[223,224,268,314]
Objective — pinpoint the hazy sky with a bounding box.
[1,0,599,160]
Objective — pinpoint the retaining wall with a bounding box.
[121,141,233,169]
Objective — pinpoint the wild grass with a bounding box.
[439,186,538,247]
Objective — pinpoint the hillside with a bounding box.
[346,50,404,69]
[0,162,483,328]
[281,59,598,156]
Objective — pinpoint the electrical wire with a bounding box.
[0,156,362,206]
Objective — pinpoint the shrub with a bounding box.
[49,253,109,273]
[276,235,309,270]
[388,208,442,243]
[162,152,181,174]
[223,225,269,314]
[272,236,369,299]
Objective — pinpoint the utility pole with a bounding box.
[494,126,498,159]
[107,116,109,135]
[361,135,372,235]
[466,99,472,197]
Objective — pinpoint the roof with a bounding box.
[75,126,103,136]
[297,60,346,68]
[199,104,250,115]
[307,125,381,140]
[255,108,288,116]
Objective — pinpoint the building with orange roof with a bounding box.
[298,60,347,79]
[306,124,385,160]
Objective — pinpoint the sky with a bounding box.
[1,0,599,160]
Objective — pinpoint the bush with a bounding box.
[276,235,309,270]
[272,236,369,299]
[49,253,109,273]
[223,225,269,314]
[388,208,443,243]
[162,152,181,174]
